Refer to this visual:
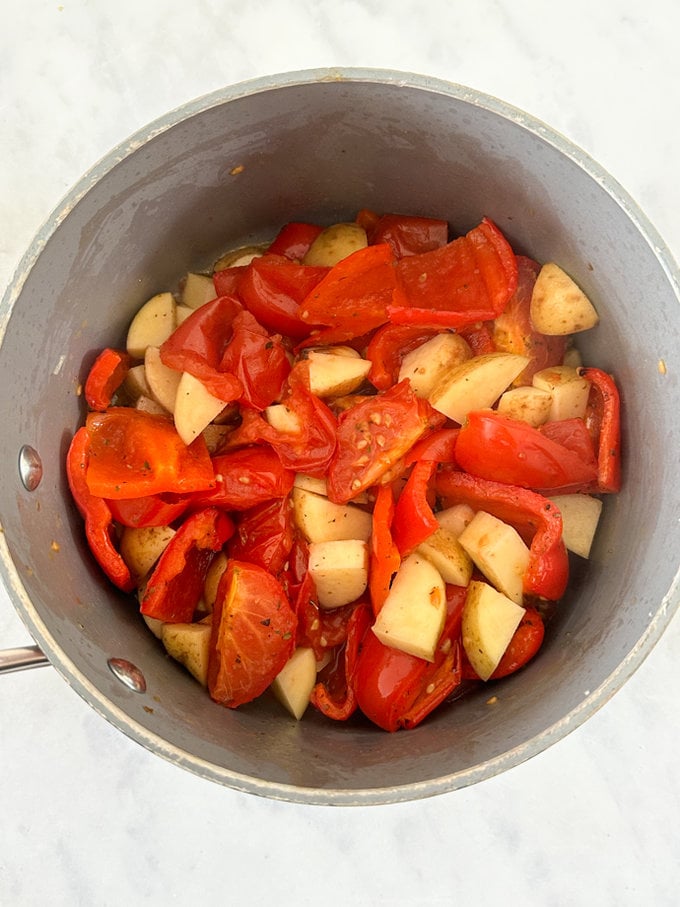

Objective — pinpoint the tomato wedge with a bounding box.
[327,379,443,504]
[190,446,294,512]
[208,560,297,709]
[227,496,294,576]
[159,296,244,402]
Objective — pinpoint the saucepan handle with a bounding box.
[0,644,50,674]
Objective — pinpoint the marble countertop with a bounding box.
[2,1,679,904]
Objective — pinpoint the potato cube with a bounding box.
[307,539,369,609]
[372,553,446,662]
[549,493,603,558]
[458,510,530,605]
[530,263,599,335]
[398,333,472,398]
[462,580,525,680]
[270,647,318,720]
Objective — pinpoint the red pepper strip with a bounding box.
[435,468,568,601]
[85,408,216,500]
[159,296,244,402]
[462,607,545,680]
[106,493,190,528]
[190,446,294,511]
[298,243,398,339]
[140,507,234,622]
[84,348,133,412]
[368,213,449,258]
[581,367,622,494]
[388,218,518,327]
[404,428,459,466]
[266,222,324,260]
[310,602,373,721]
[455,410,598,493]
[66,428,134,592]
[392,460,439,556]
[354,585,466,732]
[365,323,440,390]
[369,484,401,616]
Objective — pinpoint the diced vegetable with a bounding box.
[68,210,622,733]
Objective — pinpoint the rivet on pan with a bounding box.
[18,445,43,491]
[107,657,147,693]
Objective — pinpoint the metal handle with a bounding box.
[0,644,50,674]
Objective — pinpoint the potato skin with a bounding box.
[302,223,368,267]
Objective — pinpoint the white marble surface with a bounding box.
[2,1,680,904]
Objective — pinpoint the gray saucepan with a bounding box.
[1,68,679,805]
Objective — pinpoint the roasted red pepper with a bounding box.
[462,606,545,680]
[491,256,566,383]
[455,410,598,493]
[310,602,373,721]
[367,213,449,258]
[403,428,459,466]
[84,348,132,412]
[298,242,399,340]
[365,323,440,391]
[140,507,234,622]
[266,222,324,260]
[581,367,622,494]
[388,218,518,327]
[85,408,215,500]
[435,469,569,601]
[391,460,439,556]
[369,484,401,615]
[106,492,190,528]
[66,427,134,592]
[237,254,328,338]
[354,585,466,731]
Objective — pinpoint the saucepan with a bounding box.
[1,68,679,805]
